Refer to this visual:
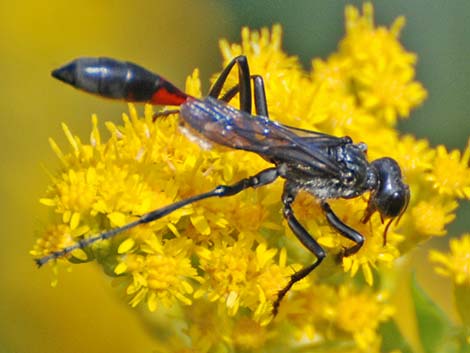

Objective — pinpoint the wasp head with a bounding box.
[363,157,410,245]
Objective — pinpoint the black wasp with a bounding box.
[39,55,410,314]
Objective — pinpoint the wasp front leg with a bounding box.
[321,202,364,257]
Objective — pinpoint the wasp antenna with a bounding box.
[382,218,395,246]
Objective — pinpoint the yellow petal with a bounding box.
[118,238,135,254]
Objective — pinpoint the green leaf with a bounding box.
[410,274,455,353]
[454,284,470,329]
[379,319,414,353]
[457,332,470,353]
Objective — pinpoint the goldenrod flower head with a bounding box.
[116,237,200,311]
[316,198,401,285]
[411,198,457,237]
[196,239,292,319]
[426,141,470,199]
[184,299,231,352]
[430,234,470,286]
[341,3,427,125]
[31,224,77,261]
[283,284,393,350]
[334,286,394,349]
[392,135,435,180]
[33,3,468,351]
[232,317,268,349]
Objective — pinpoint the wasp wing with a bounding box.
[180,98,349,178]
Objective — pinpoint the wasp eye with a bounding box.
[382,190,407,217]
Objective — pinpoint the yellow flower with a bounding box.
[115,236,200,311]
[426,141,470,199]
[283,284,337,340]
[411,198,458,237]
[340,3,427,124]
[392,135,435,177]
[430,234,470,285]
[334,286,394,349]
[33,3,466,351]
[31,223,85,263]
[184,298,232,352]
[196,239,292,320]
[283,283,393,350]
[313,198,401,285]
[232,317,268,349]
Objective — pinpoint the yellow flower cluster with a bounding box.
[430,234,470,286]
[32,3,470,352]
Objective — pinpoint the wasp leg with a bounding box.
[155,56,262,120]
[36,167,279,267]
[220,75,269,118]
[208,55,252,114]
[321,202,364,257]
[152,108,181,121]
[252,75,269,117]
[153,74,266,120]
[142,167,278,221]
[273,185,326,315]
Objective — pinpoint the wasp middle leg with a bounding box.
[273,184,326,315]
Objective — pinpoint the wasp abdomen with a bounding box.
[52,57,188,105]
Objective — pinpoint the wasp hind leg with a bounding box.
[35,168,280,266]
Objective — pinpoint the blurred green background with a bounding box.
[1,1,469,352]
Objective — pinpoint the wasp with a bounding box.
[39,55,410,314]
